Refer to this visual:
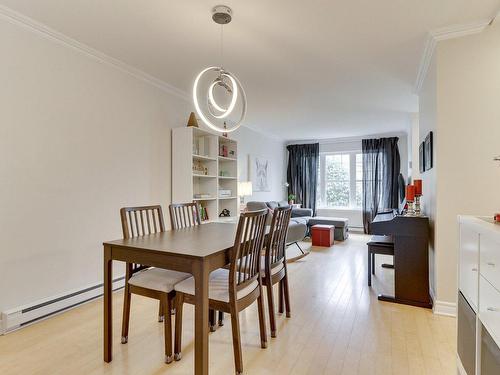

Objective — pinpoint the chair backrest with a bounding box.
[169,202,201,230]
[264,206,292,272]
[120,205,165,274]
[120,205,165,239]
[229,209,269,297]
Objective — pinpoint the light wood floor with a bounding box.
[0,234,457,374]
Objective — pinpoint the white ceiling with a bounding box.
[2,0,499,140]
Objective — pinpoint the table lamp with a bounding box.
[238,181,253,212]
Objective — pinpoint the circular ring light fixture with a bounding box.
[192,6,247,133]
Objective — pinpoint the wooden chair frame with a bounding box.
[174,209,269,374]
[262,206,293,337]
[169,202,223,330]
[120,205,177,363]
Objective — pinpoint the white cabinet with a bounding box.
[480,234,500,292]
[458,216,500,375]
[460,224,479,311]
[479,275,500,346]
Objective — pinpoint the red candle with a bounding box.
[406,185,415,201]
[414,179,422,196]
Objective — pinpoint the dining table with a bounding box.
[103,221,238,375]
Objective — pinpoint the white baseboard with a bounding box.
[433,300,457,317]
[1,276,125,334]
[430,287,457,317]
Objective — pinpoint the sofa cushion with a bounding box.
[308,216,349,228]
[246,201,268,211]
[267,201,279,210]
[278,200,289,207]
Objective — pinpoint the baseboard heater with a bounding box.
[1,276,125,334]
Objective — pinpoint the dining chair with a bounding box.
[169,202,223,330]
[169,202,201,229]
[120,205,190,364]
[262,206,293,338]
[173,209,269,374]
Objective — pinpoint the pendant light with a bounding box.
[192,5,247,133]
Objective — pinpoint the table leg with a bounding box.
[104,245,113,362]
[193,260,210,375]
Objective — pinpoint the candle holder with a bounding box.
[414,195,422,216]
[407,200,416,216]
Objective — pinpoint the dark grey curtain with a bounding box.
[362,137,400,234]
[286,143,319,215]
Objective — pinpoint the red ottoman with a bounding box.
[311,224,335,247]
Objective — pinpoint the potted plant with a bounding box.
[288,194,296,205]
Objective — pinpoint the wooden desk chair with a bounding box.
[367,235,394,286]
[120,205,190,364]
[262,206,292,338]
[174,209,269,374]
[169,202,223,330]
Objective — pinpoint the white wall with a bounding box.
[432,22,500,306]
[418,53,437,298]
[418,21,500,308]
[0,17,286,313]
[409,113,421,181]
[232,127,287,202]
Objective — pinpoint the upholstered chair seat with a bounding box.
[128,268,190,293]
[174,269,258,303]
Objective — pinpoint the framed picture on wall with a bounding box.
[250,155,271,192]
[424,131,433,171]
[419,142,425,173]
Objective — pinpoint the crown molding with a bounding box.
[0,4,190,101]
[414,20,491,93]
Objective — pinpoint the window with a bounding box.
[317,152,363,209]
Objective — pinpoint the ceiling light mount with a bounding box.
[212,5,232,25]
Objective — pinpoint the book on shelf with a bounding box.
[199,204,209,221]
[193,193,211,199]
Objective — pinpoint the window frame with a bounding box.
[317,150,363,209]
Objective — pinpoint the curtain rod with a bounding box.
[287,132,406,146]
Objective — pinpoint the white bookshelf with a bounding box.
[172,127,238,222]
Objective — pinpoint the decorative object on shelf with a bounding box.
[192,5,247,133]
[193,160,208,175]
[238,181,252,204]
[219,144,229,157]
[419,142,425,173]
[219,208,231,217]
[494,213,500,223]
[187,112,199,128]
[219,170,229,177]
[250,155,271,192]
[405,184,416,216]
[195,136,210,157]
[219,189,232,198]
[424,131,433,171]
[229,149,235,157]
[288,194,296,205]
[414,179,422,216]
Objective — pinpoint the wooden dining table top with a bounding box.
[103,222,238,258]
